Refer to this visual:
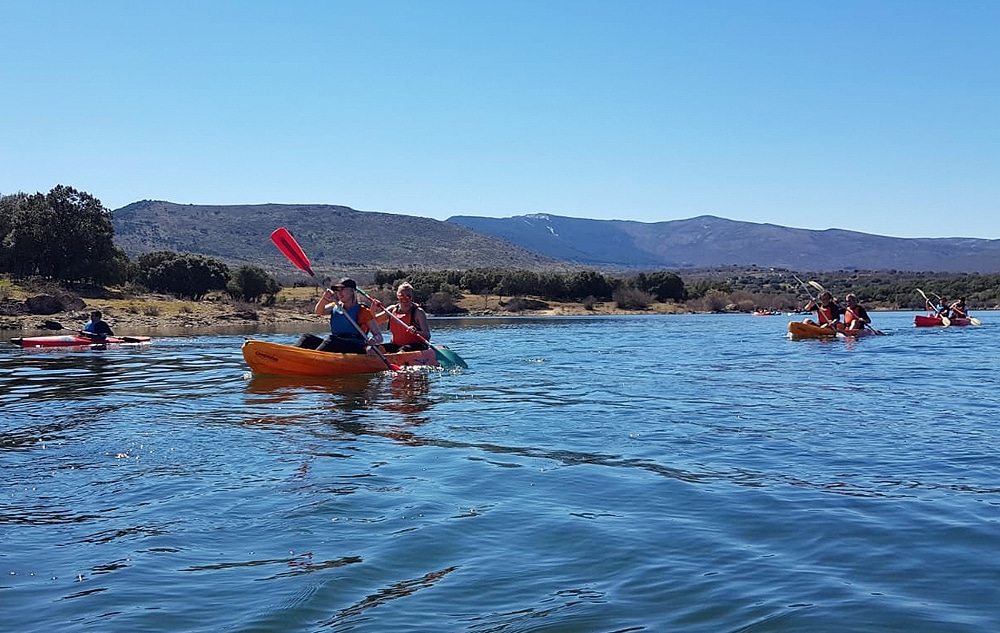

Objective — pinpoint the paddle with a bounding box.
[354,287,468,369]
[809,280,885,336]
[74,328,145,344]
[270,227,400,372]
[916,289,950,327]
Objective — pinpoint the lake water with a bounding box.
[2,312,999,632]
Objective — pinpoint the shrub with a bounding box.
[612,287,653,310]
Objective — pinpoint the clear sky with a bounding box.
[2,1,998,239]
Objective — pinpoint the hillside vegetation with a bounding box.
[113,201,571,272]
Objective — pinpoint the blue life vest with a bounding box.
[330,303,364,339]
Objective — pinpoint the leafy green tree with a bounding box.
[228,265,280,303]
[460,268,502,295]
[565,271,612,300]
[632,271,687,302]
[135,251,230,299]
[0,186,118,283]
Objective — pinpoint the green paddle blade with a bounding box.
[433,345,468,369]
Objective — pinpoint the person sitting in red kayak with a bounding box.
[82,310,114,338]
[803,291,843,330]
[948,298,968,320]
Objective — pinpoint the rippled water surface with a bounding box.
[3,313,999,632]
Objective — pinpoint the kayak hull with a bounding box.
[914,315,972,327]
[11,334,152,348]
[242,339,438,376]
[787,321,875,340]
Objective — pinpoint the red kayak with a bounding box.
[11,333,152,348]
[914,315,972,327]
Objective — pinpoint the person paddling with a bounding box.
[843,294,872,332]
[803,291,842,330]
[948,298,968,320]
[82,310,114,338]
[312,278,384,354]
[375,282,432,352]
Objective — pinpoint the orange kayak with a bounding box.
[241,339,437,376]
[787,321,876,340]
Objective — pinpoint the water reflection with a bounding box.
[242,369,436,448]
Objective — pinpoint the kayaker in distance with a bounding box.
[312,277,384,354]
[375,282,431,353]
[803,291,843,329]
[843,294,872,332]
[83,310,114,337]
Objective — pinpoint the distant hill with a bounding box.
[447,213,1000,273]
[112,201,569,273]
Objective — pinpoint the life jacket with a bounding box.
[816,303,837,325]
[388,303,424,346]
[329,303,371,338]
[844,307,862,327]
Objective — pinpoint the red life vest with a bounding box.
[816,304,837,325]
[844,307,860,327]
[388,304,423,346]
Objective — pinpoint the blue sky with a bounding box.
[3,1,998,239]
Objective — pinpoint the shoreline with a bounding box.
[0,293,688,338]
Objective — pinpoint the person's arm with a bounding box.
[359,306,383,345]
[315,289,335,316]
[414,308,431,340]
[364,317,384,345]
[373,304,396,327]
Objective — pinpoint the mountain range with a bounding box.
[111,201,1000,273]
[448,213,1000,273]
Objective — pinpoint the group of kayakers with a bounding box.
[301,277,432,355]
[801,288,978,333]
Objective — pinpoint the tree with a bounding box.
[633,271,687,302]
[0,186,118,283]
[228,265,280,303]
[135,251,230,299]
[565,271,612,300]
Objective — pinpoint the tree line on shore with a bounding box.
[1,186,280,303]
[3,185,998,314]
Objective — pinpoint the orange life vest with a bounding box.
[388,304,424,346]
[816,304,837,325]
[844,307,861,327]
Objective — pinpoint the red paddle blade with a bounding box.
[270,227,314,277]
